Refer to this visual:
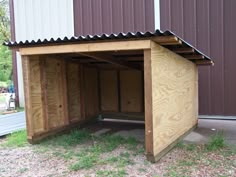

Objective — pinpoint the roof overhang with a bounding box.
[4,30,213,65]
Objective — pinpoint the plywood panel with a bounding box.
[120,70,143,112]
[45,58,66,128]
[83,66,99,118]
[67,62,81,121]
[22,56,44,136]
[30,57,44,133]
[22,56,33,136]
[149,42,198,160]
[100,70,118,112]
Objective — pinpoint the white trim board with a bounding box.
[154,0,160,29]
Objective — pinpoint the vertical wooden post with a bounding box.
[61,59,69,125]
[144,49,154,160]
[40,58,48,131]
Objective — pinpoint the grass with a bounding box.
[68,134,137,171]
[96,169,127,177]
[205,131,225,151]
[2,130,27,147]
[1,127,236,176]
[164,131,236,177]
[42,129,91,147]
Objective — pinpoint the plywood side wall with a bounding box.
[149,42,198,160]
[45,58,69,129]
[22,56,44,135]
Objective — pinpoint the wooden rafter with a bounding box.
[182,54,205,60]
[193,60,214,65]
[152,36,182,45]
[79,52,142,70]
[172,48,195,54]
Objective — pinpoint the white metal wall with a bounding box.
[13,0,74,106]
[154,0,160,30]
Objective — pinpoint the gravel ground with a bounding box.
[0,141,235,177]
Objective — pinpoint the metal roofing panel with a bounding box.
[4,30,212,63]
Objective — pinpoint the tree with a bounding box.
[0,0,12,83]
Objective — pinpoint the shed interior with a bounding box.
[24,50,146,139]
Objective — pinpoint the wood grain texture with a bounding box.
[100,70,119,112]
[22,56,45,135]
[22,56,33,136]
[83,66,99,119]
[45,58,66,128]
[120,70,143,112]
[29,57,44,133]
[150,42,198,158]
[19,40,151,55]
[143,49,154,156]
[66,62,81,122]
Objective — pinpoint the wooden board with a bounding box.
[147,42,198,161]
[22,56,44,135]
[19,40,151,55]
[83,66,99,119]
[120,70,143,112]
[143,49,154,157]
[30,57,44,133]
[100,70,119,112]
[66,62,81,122]
[45,58,67,128]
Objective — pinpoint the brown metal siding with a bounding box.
[73,0,155,36]
[160,0,236,116]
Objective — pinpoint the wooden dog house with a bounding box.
[6,30,213,162]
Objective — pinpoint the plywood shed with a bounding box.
[5,30,213,162]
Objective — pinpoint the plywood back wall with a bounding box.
[66,62,82,122]
[83,66,99,118]
[99,69,144,113]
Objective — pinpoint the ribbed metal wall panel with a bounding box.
[13,0,74,107]
[73,0,155,36]
[160,0,236,116]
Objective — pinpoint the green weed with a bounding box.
[206,131,225,151]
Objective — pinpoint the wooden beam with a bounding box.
[182,54,205,60]
[19,40,151,55]
[193,60,214,65]
[79,52,142,70]
[152,36,182,45]
[172,48,195,54]
[152,36,178,43]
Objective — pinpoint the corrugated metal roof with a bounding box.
[4,30,212,63]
